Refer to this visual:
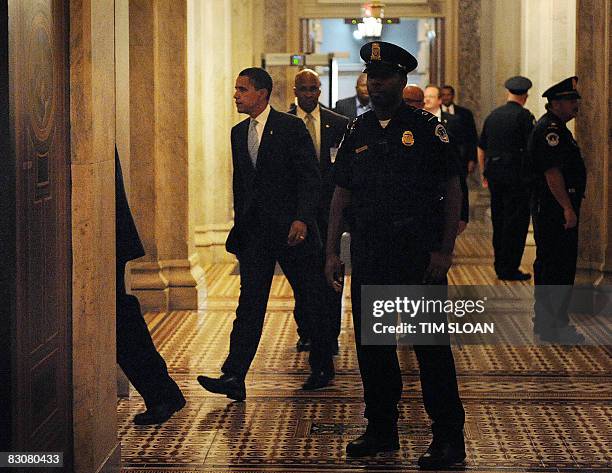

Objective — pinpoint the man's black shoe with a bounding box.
[346,432,400,457]
[417,440,466,470]
[197,374,246,401]
[302,370,334,391]
[296,338,311,352]
[133,395,186,425]
[497,271,531,281]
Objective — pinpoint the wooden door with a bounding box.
[7,0,72,468]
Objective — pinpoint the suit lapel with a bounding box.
[255,108,276,169]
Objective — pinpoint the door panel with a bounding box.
[9,0,71,467]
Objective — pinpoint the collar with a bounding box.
[252,104,271,125]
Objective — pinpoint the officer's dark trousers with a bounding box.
[488,180,530,275]
[116,265,183,408]
[532,198,581,329]
[293,210,342,342]
[222,225,334,379]
[350,230,464,440]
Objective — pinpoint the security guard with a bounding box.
[530,76,586,344]
[478,76,535,280]
[325,42,466,469]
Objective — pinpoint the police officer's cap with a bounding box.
[504,76,532,94]
[542,76,581,101]
[360,41,418,75]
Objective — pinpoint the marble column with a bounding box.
[192,0,273,263]
[129,0,205,309]
[69,0,120,471]
[521,0,576,119]
[575,0,611,284]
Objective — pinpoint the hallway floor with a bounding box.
[118,201,611,472]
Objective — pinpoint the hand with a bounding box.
[457,220,467,235]
[467,161,476,174]
[423,251,452,283]
[481,176,488,188]
[563,208,578,229]
[325,253,344,293]
[287,220,308,246]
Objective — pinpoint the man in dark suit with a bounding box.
[441,85,478,174]
[288,69,350,354]
[115,148,185,425]
[423,85,470,234]
[333,72,371,119]
[197,68,335,398]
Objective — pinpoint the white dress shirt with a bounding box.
[251,104,271,144]
[442,103,455,115]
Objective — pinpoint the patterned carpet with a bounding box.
[119,194,612,472]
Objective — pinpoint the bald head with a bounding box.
[294,68,321,113]
[403,84,425,108]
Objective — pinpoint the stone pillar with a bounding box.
[457,0,481,125]
[129,0,205,309]
[575,0,611,284]
[69,0,120,472]
[192,0,270,263]
[521,0,576,119]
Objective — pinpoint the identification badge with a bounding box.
[402,130,415,147]
[355,145,368,154]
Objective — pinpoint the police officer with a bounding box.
[325,42,466,469]
[478,76,535,280]
[530,76,586,344]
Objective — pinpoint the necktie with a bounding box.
[304,113,319,160]
[248,118,259,166]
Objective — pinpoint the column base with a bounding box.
[130,254,206,311]
[195,223,237,263]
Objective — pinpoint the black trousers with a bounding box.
[222,229,334,379]
[488,180,530,275]
[116,264,182,407]
[532,198,580,329]
[349,231,465,440]
[293,209,342,342]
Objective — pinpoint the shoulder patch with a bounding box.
[545,132,560,147]
[435,123,449,143]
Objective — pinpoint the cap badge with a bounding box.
[371,43,381,61]
[402,130,415,147]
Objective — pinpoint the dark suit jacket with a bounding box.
[226,107,322,256]
[287,104,349,216]
[441,112,470,223]
[447,103,478,165]
[333,95,358,119]
[115,148,145,267]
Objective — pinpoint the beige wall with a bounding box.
[70,0,120,471]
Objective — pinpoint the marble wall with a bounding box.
[69,0,119,472]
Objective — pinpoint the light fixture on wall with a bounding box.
[346,2,398,40]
